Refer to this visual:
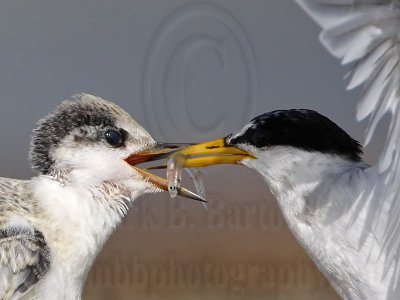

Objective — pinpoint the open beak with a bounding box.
[125,139,253,202]
[148,138,255,169]
[125,143,206,203]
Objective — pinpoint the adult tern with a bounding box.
[166,1,400,298]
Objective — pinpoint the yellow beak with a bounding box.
[125,139,253,202]
[149,138,255,169]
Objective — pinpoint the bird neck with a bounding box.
[33,173,139,243]
[241,147,392,298]
[30,174,143,294]
[242,146,368,222]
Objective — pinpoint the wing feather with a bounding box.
[0,222,50,299]
[296,0,400,288]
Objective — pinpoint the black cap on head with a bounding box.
[226,109,363,161]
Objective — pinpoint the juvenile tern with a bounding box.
[0,94,203,300]
[164,1,400,298]
[177,111,370,299]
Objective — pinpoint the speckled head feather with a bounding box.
[29,94,136,174]
[226,109,363,161]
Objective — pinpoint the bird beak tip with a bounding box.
[126,144,207,202]
[125,139,253,202]
[124,142,188,166]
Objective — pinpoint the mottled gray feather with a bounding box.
[0,178,50,300]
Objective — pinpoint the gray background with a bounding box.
[0,0,382,179]
[0,1,383,299]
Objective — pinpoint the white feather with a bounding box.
[0,95,164,299]
[240,146,390,299]
[293,0,400,298]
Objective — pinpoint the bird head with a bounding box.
[29,94,203,201]
[159,109,363,184]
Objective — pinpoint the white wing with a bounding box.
[295,0,400,292]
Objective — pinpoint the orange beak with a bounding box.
[124,143,206,202]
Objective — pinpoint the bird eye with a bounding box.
[104,129,124,147]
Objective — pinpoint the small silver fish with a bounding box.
[167,156,207,208]
[167,156,184,198]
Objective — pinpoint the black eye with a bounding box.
[104,129,124,147]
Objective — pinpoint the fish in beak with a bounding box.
[147,138,255,169]
[124,143,206,203]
